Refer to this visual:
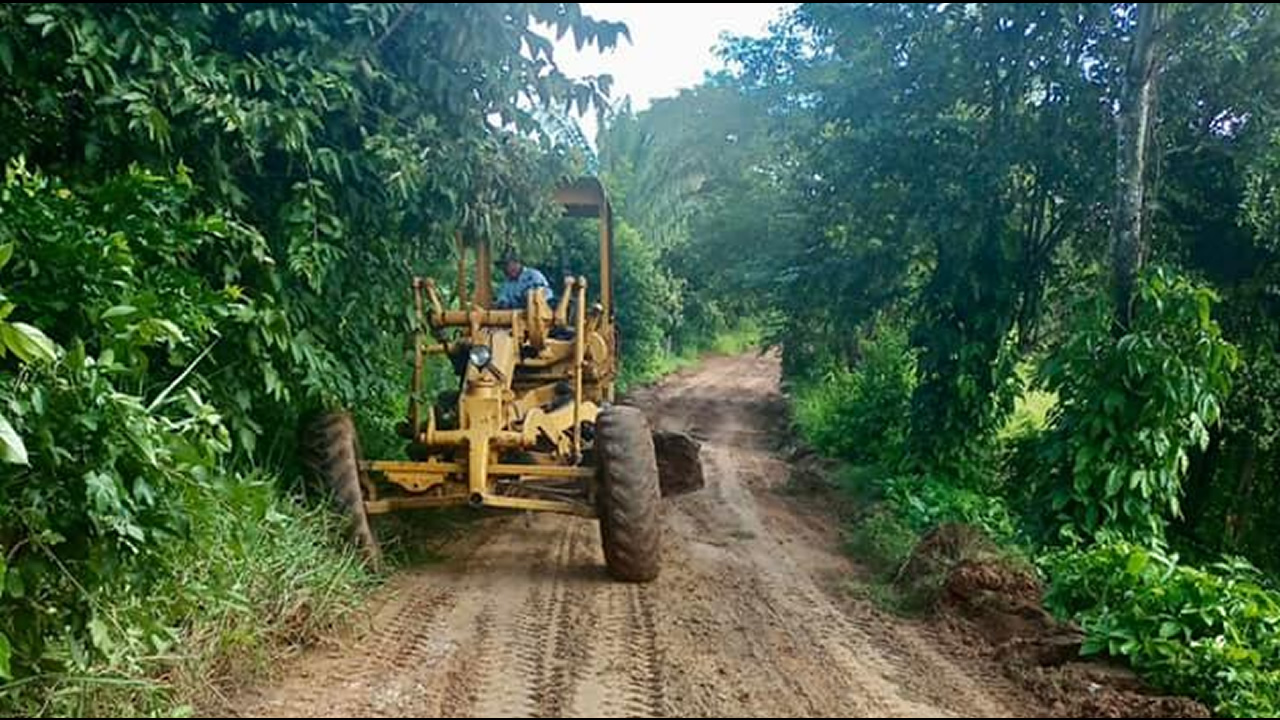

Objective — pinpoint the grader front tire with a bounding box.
[596,405,662,582]
[304,412,382,570]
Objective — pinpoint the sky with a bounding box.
[547,3,790,144]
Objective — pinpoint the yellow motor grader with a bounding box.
[304,177,702,582]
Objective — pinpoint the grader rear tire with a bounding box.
[303,411,382,570]
[596,405,661,582]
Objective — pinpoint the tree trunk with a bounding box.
[1111,3,1164,327]
[1226,442,1258,551]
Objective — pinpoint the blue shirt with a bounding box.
[496,267,554,309]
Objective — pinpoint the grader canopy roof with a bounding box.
[553,177,610,218]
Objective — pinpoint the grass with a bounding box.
[845,507,918,578]
[709,320,765,356]
[0,474,378,717]
[618,348,701,393]
[618,320,765,394]
[373,506,487,567]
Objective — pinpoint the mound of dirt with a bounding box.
[942,559,1060,647]
[785,447,841,495]
[945,558,1042,605]
[899,524,1211,718]
[1007,662,1211,718]
[653,430,705,497]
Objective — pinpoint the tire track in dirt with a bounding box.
[219,351,1037,719]
[625,588,666,717]
[734,445,1007,717]
[568,582,665,719]
[408,525,554,718]
[461,523,560,719]
[533,523,598,718]
[363,586,457,716]
[433,603,492,716]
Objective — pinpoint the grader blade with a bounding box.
[653,430,705,497]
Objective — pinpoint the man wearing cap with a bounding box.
[495,251,555,309]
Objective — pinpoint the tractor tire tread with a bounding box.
[303,411,382,569]
[597,405,661,582]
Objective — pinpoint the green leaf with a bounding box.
[1080,636,1105,656]
[1126,550,1149,577]
[101,305,138,320]
[1106,467,1123,497]
[0,36,13,75]
[144,318,185,344]
[25,12,54,26]
[88,617,114,655]
[133,476,156,507]
[86,470,123,515]
[67,339,86,371]
[7,570,24,599]
[0,322,57,364]
[0,242,13,270]
[0,631,10,680]
[0,303,14,321]
[0,412,28,465]
[1159,620,1181,639]
[124,522,145,542]
[0,554,6,595]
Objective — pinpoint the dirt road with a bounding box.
[227,352,1032,718]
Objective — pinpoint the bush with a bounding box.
[709,318,765,356]
[880,474,1020,545]
[1034,267,1238,541]
[0,162,378,714]
[846,507,918,577]
[1044,541,1280,718]
[793,319,916,465]
[999,364,1057,442]
[0,324,372,715]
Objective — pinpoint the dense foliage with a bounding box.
[792,318,915,466]
[1034,267,1238,541]
[1045,541,1280,717]
[0,2,633,713]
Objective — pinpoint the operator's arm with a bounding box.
[526,268,555,306]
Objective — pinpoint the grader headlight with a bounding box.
[468,344,493,369]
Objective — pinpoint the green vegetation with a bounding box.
[1033,268,1238,542]
[617,320,764,394]
[4,477,373,716]
[1044,541,1280,718]
[792,319,916,466]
